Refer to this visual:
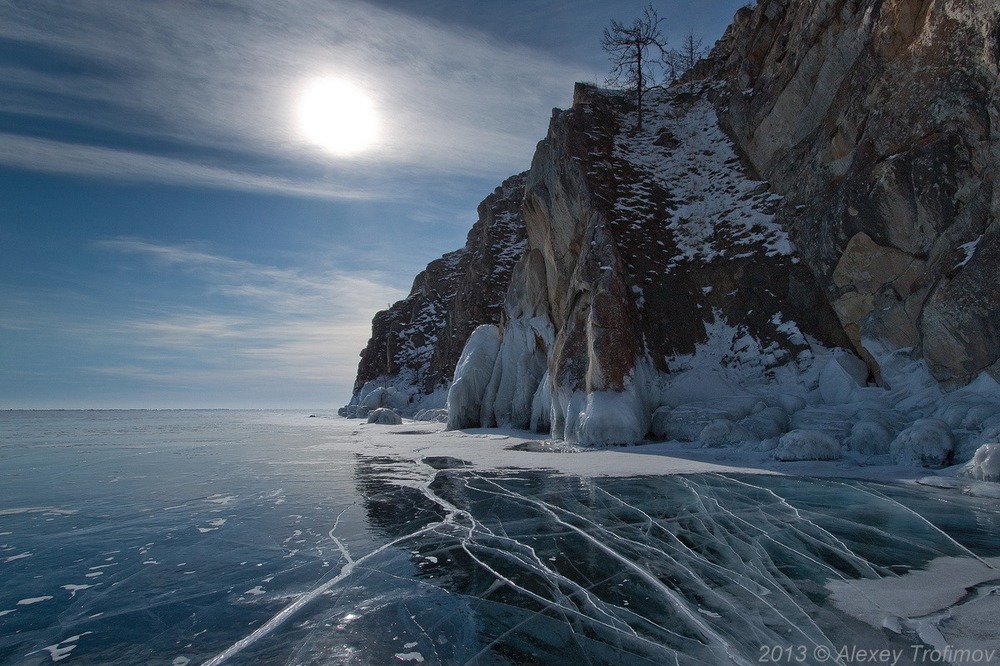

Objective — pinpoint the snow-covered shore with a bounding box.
[337,410,997,493]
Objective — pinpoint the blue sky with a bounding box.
[1,0,746,409]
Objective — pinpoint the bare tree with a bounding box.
[601,4,667,132]
[665,31,707,91]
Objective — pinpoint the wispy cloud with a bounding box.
[0,133,374,200]
[2,239,406,406]
[0,0,589,197]
[94,238,402,316]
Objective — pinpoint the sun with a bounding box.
[298,78,378,156]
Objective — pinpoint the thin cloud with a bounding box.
[0,0,590,194]
[95,237,403,317]
[0,133,373,200]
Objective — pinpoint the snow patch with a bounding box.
[827,555,1000,658]
[954,234,982,269]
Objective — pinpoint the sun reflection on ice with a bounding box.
[298,77,378,156]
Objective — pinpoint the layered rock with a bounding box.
[711,0,1000,385]
[342,173,527,417]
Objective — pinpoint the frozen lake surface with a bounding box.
[2,410,999,665]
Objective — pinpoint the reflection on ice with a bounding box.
[233,457,1000,666]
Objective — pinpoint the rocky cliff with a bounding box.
[712,0,1000,385]
[446,79,852,444]
[350,0,1000,466]
[341,173,526,418]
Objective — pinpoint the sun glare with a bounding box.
[299,78,378,156]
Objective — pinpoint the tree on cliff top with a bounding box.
[602,4,667,132]
[666,31,707,91]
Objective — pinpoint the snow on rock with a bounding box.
[361,386,410,412]
[613,91,792,267]
[890,419,955,468]
[962,443,1000,482]
[446,325,501,430]
[774,430,842,461]
[367,408,403,426]
[817,351,869,405]
[344,173,527,416]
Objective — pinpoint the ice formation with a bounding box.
[367,408,402,425]
[478,316,552,430]
[446,325,501,430]
[774,430,842,461]
[962,442,1000,482]
[350,2,1000,479]
[890,419,955,468]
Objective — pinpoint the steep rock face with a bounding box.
[343,173,527,415]
[450,83,846,444]
[352,0,1000,457]
[711,0,1000,384]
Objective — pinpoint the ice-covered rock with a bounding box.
[367,408,402,425]
[962,443,1000,482]
[651,406,724,442]
[446,325,501,430]
[479,315,553,429]
[413,408,448,423]
[774,430,842,461]
[338,404,369,419]
[843,420,893,456]
[557,387,651,447]
[347,0,1000,458]
[738,406,789,440]
[699,419,755,447]
[529,371,553,433]
[889,419,955,468]
[817,351,869,405]
[361,386,409,412]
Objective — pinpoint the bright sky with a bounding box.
[1,0,747,409]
